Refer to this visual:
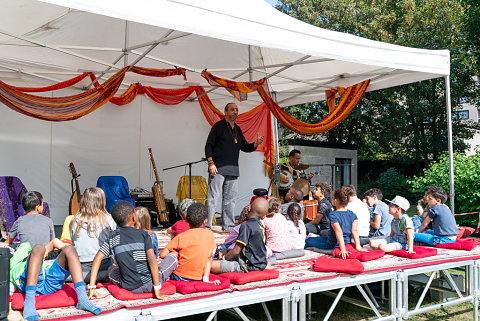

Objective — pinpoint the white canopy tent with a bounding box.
[0,0,454,224]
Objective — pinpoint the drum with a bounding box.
[292,178,310,198]
[301,200,318,220]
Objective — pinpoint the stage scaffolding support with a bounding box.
[445,75,455,213]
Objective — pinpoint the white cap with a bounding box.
[386,196,410,212]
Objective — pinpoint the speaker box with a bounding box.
[0,248,10,321]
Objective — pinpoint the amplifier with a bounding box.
[0,248,10,321]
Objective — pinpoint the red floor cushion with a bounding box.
[12,283,104,310]
[389,246,437,259]
[356,249,385,262]
[313,255,364,275]
[106,281,176,300]
[457,226,475,239]
[332,244,385,262]
[219,269,279,285]
[168,275,230,294]
[436,240,477,251]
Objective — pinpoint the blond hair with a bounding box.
[135,207,151,231]
[72,187,113,238]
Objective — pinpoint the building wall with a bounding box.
[456,103,480,156]
[286,141,357,192]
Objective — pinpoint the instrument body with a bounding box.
[68,162,81,216]
[278,163,316,194]
[148,148,169,223]
[301,200,318,220]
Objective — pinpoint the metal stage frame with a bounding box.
[82,257,480,321]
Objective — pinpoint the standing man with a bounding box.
[205,103,264,232]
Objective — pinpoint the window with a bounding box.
[334,158,351,189]
[453,110,469,120]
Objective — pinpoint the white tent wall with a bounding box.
[1,93,269,225]
[0,0,456,219]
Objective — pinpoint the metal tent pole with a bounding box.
[445,75,455,213]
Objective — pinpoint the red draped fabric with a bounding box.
[194,86,274,166]
[0,68,126,121]
[6,72,92,93]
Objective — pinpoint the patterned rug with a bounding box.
[15,230,480,320]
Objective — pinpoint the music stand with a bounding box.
[163,158,206,199]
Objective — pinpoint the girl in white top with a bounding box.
[71,187,116,281]
[344,185,370,242]
[286,203,306,249]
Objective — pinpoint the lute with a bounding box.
[148,148,169,223]
[68,162,82,216]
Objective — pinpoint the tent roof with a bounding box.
[0,0,450,107]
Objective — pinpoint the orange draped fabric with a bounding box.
[0,66,369,166]
[109,83,200,106]
[0,68,126,121]
[202,71,370,136]
[129,66,187,81]
[258,81,370,135]
[201,70,267,101]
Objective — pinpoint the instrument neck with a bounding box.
[74,178,80,193]
[148,148,161,183]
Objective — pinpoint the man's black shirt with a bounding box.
[205,118,256,176]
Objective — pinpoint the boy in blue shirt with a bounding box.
[415,186,458,245]
[364,188,392,237]
[370,196,414,253]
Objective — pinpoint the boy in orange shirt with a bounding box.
[160,203,220,284]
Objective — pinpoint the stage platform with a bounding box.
[8,230,480,321]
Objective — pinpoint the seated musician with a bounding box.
[279,150,314,200]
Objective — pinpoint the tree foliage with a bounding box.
[277,0,479,166]
[408,153,480,226]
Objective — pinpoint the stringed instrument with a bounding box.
[148,148,169,223]
[68,162,82,216]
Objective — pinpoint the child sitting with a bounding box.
[413,186,435,231]
[211,198,272,273]
[263,197,292,253]
[280,187,304,215]
[160,203,219,283]
[364,188,392,237]
[344,185,371,245]
[370,196,414,253]
[166,198,196,238]
[70,187,117,282]
[136,206,158,258]
[414,186,458,245]
[88,201,178,298]
[18,244,102,321]
[285,203,306,254]
[216,205,250,256]
[6,191,64,253]
[305,182,333,236]
[305,187,366,259]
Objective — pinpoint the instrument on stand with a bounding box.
[68,162,82,216]
[148,148,169,223]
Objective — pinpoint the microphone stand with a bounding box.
[163,158,206,199]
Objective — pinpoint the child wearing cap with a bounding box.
[369,196,415,253]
